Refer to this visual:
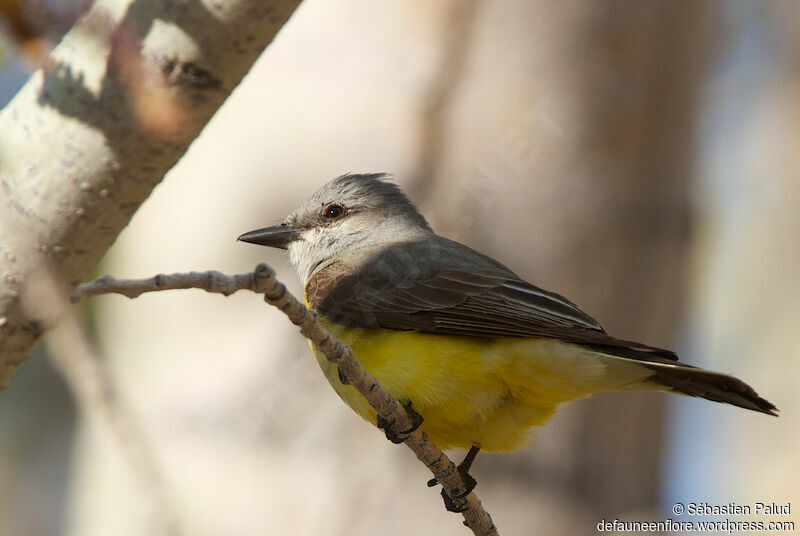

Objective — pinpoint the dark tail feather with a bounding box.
[581,336,777,415]
[642,362,778,416]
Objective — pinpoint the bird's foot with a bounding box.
[427,445,480,512]
[376,402,423,444]
[437,471,477,512]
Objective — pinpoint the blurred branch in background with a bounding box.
[0,0,301,391]
[0,1,300,534]
[47,291,181,536]
[407,0,480,200]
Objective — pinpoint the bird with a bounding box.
[238,172,777,497]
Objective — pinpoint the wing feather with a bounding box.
[304,238,781,415]
[305,237,679,362]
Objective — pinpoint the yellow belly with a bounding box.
[310,316,650,452]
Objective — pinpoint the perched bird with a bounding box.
[238,173,776,493]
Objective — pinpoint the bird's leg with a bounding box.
[457,444,481,477]
[376,401,423,444]
[428,445,481,512]
[427,445,480,488]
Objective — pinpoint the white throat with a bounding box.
[288,221,433,285]
[288,228,330,285]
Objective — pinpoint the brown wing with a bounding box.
[306,238,678,362]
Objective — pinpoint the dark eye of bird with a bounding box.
[323,203,344,219]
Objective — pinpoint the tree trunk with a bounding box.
[0,0,302,390]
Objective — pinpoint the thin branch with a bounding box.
[70,270,263,301]
[73,264,499,536]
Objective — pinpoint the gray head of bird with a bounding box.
[238,173,434,284]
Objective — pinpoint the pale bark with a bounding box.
[0,0,302,390]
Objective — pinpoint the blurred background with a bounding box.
[1,1,797,534]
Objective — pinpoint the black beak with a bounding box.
[237,225,301,250]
